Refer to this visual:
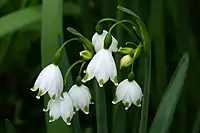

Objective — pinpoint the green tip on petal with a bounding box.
[36,89,43,99]
[49,116,54,122]
[114,76,118,85]
[112,95,118,104]
[82,72,89,82]
[99,79,104,87]
[84,105,89,114]
[136,99,141,107]
[124,102,130,110]
[52,94,56,101]
[66,117,71,125]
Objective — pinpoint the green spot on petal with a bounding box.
[84,105,89,114]
[52,94,56,100]
[37,89,43,97]
[66,117,70,123]
[99,79,104,87]
[50,116,54,121]
[136,99,141,106]
[113,95,117,102]
[124,102,129,108]
[114,76,118,84]
[83,72,89,81]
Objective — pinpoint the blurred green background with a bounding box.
[0,0,199,133]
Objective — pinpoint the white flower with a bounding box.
[68,84,92,114]
[43,92,74,125]
[31,64,63,100]
[82,49,118,87]
[112,79,143,110]
[92,30,118,52]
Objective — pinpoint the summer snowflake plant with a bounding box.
[31,6,151,128]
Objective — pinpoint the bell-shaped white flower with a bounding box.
[82,49,118,87]
[92,30,118,52]
[43,92,74,125]
[112,79,143,110]
[31,64,63,100]
[68,84,92,114]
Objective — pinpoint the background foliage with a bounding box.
[0,0,199,133]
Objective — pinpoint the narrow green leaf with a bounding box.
[67,27,83,37]
[0,6,41,37]
[149,53,189,133]
[139,43,151,133]
[41,0,73,133]
[117,5,140,20]
[191,109,200,133]
[5,119,16,133]
[94,82,108,133]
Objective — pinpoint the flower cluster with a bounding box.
[31,19,144,125]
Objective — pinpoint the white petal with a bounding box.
[112,79,129,104]
[108,52,118,85]
[92,30,118,52]
[47,66,63,100]
[122,94,132,110]
[130,80,143,107]
[60,92,74,125]
[48,99,61,122]
[68,85,91,114]
[95,49,112,87]
[82,49,102,83]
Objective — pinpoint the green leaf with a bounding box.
[117,5,140,20]
[149,53,189,133]
[191,109,200,133]
[0,6,41,37]
[94,82,108,133]
[67,27,83,37]
[41,0,73,133]
[5,119,16,133]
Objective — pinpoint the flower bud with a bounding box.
[120,55,134,68]
[80,50,93,60]
[95,24,103,35]
[104,33,112,49]
[118,47,134,54]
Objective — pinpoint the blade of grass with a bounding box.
[0,6,41,37]
[149,53,189,133]
[94,82,108,133]
[191,109,200,133]
[41,0,73,133]
[5,119,16,133]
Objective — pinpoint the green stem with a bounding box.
[79,61,86,77]
[59,37,81,50]
[64,60,84,88]
[108,19,136,33]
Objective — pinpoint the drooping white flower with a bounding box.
[92,30,118,52]
[31,64,63,100]
[82,49,118,87]
[43,92,74,125]
[68,84,92,114]
[112,79,143,110]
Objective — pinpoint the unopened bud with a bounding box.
[80,50,93,60]
[118,47,134,55]
[120,55,134,68]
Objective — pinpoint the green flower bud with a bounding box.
[120,55,134,68]
[76,76,82,86]
[118,47,134,55]
[128,72,134,82]
[104,33,112,49]
[80,50,93,60]
[95,24,103,35]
